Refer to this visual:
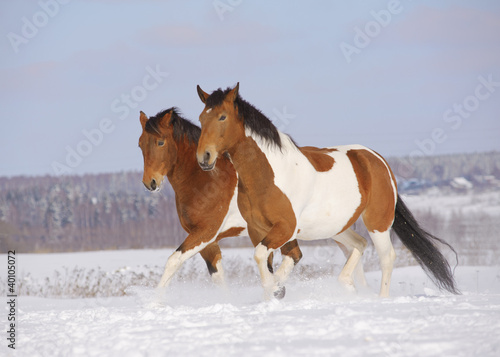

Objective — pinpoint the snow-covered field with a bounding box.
[2,246,500,357]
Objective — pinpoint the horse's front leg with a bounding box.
[199,242,225,287]
[273,240,302,298]
[157,231,217,289]
[254,222,296,299]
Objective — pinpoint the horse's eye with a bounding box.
[157,140,165,147]
[219,115,226,121]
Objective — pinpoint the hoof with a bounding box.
[338,276,356,293]
[342,283,356,293]
[273,285,286,300]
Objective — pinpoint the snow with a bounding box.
[2,248,500,357]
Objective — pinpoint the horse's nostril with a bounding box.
[151,178,157,191]
[203,151,211,163]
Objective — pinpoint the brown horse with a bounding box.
[139,108,304,294]
[195,83,459,297]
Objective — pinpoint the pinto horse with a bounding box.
[196,83,459,297]
[139,108,367,296]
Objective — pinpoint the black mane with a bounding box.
[145,107,200,145]
[206,87,282,149]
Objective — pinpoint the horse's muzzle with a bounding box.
[143,178,160,192]
[198,159,216,171]
[198,150,216,171]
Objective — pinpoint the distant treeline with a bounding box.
[0,173,185,253]
[387,151,500,184]
[1,151,499,254]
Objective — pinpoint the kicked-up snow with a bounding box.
[1,247,500,356]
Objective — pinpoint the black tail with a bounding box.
[392,195,460,294]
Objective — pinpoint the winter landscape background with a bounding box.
[2,151,499,265]
[2,1,499,355]
[1,151,500,356]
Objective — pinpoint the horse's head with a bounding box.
[196,83,243,171]
[138,110,176,191]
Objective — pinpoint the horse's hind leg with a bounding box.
[368,229,395,297]
[334,228,367,291]
[199,242,225,287]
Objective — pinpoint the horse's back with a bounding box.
[275,142,396,239]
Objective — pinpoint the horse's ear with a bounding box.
[140,111,148,129]
[227,82,239,103]
[197,85,209,104]
[157,111,172,132]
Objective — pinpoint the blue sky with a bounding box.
[1,0,499,177]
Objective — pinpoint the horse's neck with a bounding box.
[230,132,286,192]
[166,138,199,188]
